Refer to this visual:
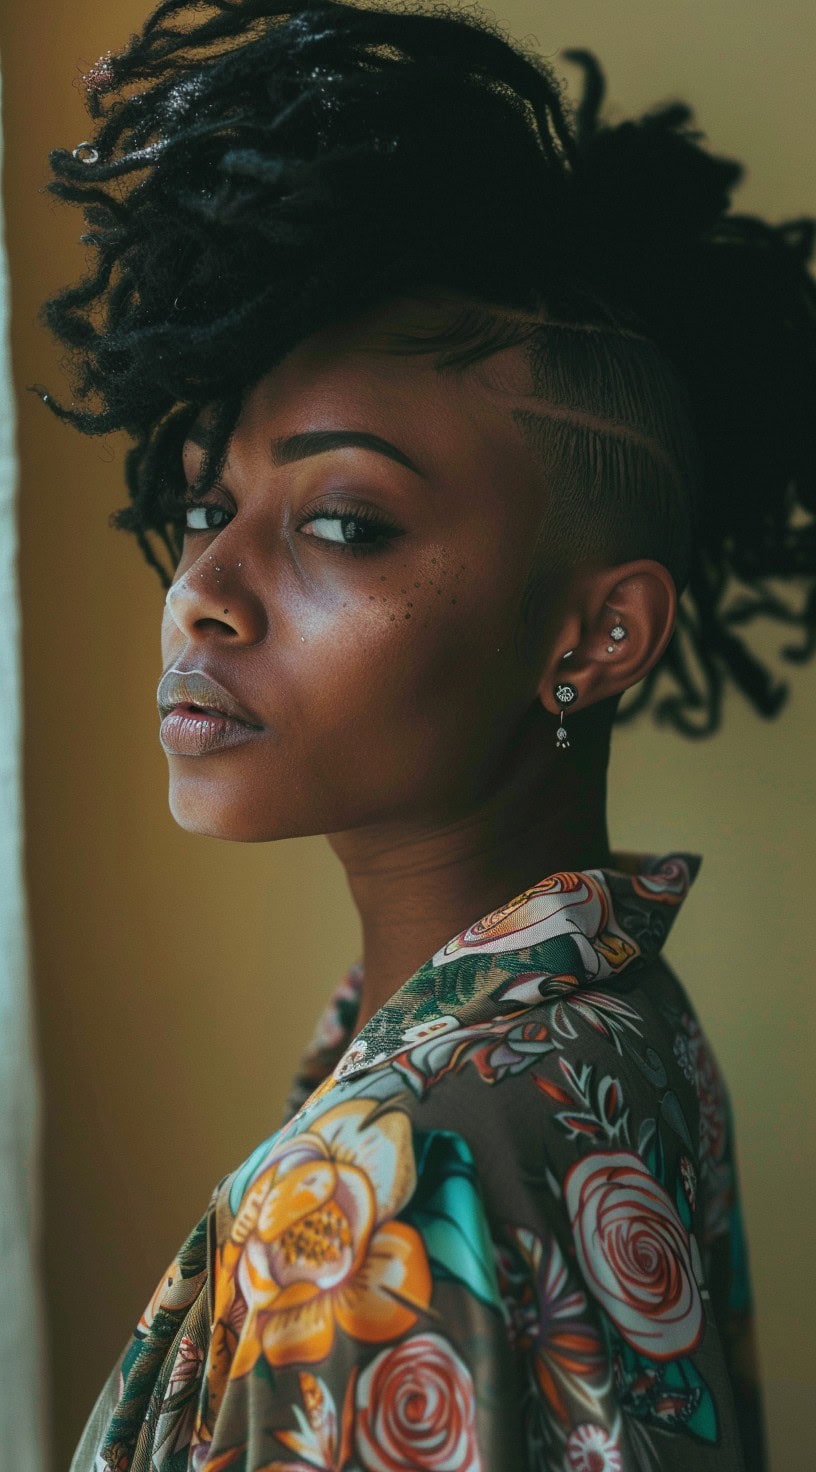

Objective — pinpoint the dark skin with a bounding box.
[162,292,677,1029]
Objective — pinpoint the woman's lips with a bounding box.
[156,666,268,754]
[159,704,261,757]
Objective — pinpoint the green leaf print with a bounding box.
[402,1129,503,1311]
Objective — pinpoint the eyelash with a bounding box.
[181,491,403,556]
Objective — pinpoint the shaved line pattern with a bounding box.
[513,398,687,499]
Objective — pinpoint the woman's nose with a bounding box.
[162,554,266,642]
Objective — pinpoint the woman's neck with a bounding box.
[328,703,613,1032]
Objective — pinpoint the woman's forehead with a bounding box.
[200,300,541,487]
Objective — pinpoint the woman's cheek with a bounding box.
[351,547,467,636]
[287,549,458,653]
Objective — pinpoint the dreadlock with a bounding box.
[39,0,816,736]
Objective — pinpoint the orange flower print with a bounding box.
[495,1225,607,1427]
[267,1369,357,1471]
[212,1099,432,1381]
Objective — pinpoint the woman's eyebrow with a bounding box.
[183,424,428,479]
[269,428,427,478]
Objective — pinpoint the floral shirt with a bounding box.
[70,851,765,1472]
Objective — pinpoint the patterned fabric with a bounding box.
[69,851,766,1472]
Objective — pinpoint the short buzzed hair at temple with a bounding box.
[39,1,816,736]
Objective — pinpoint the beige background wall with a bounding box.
[1,1,814,1467]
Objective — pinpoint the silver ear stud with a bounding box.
[606,621,627,653]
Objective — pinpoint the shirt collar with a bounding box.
[285,848,702,1108]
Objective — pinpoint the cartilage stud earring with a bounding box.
[609,622,627,641]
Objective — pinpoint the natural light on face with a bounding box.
[158,299,562,845]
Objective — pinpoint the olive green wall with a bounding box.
[1,2,813,1467]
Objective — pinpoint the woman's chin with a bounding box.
[167,776,276,842]
[166,772,329,843]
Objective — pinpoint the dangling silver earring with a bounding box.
[554,682,578,749]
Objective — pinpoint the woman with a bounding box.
[40,2,815,1469]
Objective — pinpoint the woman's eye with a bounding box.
[300,510,400,551]
[183,501,231,533]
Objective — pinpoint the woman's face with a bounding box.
[160,295,566,842]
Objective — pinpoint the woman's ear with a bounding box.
[537,559,678,719]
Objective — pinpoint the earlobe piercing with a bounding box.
[553,682,578,749]
[554,624,626,744]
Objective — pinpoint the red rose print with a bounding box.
[564,1149,704,1360]
[566,1420,623,1471]
[355,1333,481,1472]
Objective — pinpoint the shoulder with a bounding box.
[218,961,712,1236]
[220,953,727,1223]
[373,962,705,1160]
